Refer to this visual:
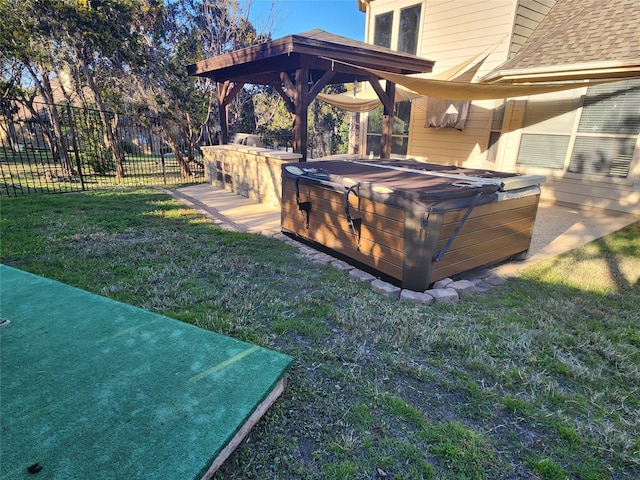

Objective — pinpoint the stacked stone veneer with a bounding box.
[202,145,302,209]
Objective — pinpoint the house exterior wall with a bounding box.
[362,0,640,215]
[496,88,640,215]
[509,0,558,58]
[365,0,518,167]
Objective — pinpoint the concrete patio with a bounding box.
[166,183,639,279]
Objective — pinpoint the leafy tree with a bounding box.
[309,84,349,158]
[129,0,279,177]
[197,0,275,136]
[51,0,161,178]
[0,0,160,178]
[0,0,76,174]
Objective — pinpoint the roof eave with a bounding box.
[187,30,435,81]
[482,60,640,83]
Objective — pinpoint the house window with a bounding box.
[367,2,422,157]
[365,100,412,157]
[567,137,635,177]
[372,3,422,53]
[516,78,640,178]
[486,103,505,163]
[398,4,421,55]
[374,12,393,48]
[517,134,570,169]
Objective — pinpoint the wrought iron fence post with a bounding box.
[161,149,167,185]
[66,104,85,191]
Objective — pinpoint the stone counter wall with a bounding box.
[202,145,302,208]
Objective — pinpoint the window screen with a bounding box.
[491,103,505,131]
[522,97,579,133]
[517,134,569,169]
[568,137,635,178]
[515,79,638,178]
[487,131,501,163]
[393,100,412,135]
[486,104,505,163]
[578,79,640,135]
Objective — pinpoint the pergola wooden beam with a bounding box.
[276,68,337,160]
[294,64,309,158]
[187,30,434,160]
[367,75,396,159]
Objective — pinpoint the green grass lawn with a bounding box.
[1,188,638,480]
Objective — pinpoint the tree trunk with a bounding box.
[37,72,75,176]
[79,57,126,178]
[162,123,192,179]
[0,111,20,152]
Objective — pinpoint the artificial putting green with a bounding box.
[0,265,292,479]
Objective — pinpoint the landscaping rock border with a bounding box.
[275,233,508,305]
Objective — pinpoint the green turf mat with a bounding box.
[0,265,292,479]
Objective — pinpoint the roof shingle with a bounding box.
[498,0,640,71]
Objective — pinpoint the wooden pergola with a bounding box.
[187,29,434,161]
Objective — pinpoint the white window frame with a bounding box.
[513,82,640,186]
[367,0,424,54]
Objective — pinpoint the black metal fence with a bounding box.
[0,100,204,196]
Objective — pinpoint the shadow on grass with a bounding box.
[522,221,640,293]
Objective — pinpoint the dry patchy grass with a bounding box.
[1,190,638,480]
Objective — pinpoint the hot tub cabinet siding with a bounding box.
[281,160,544,291]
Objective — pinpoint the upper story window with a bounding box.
[398,4,421,54]
[372,3,422,54]
[374,12,393,48]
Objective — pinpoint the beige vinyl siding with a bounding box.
[497,87,640,215]
[408,102,494,166]
[509,0,558,57]
[540,176,640,214]
[403,0,517,166]
[416,0,516,73]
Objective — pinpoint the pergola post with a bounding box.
[293,66,309,161]
[278,67,335,161]
[369,76,396,160]
[216,80,245,145]
[216,82,229,145]
[380,81,396,159]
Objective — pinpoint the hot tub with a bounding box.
[281,159,545,291]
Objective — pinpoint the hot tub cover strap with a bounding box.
[295,176,312,228]
[433,191,483,262]
[344,184,362,249]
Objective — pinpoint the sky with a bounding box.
[243,0,366,41]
